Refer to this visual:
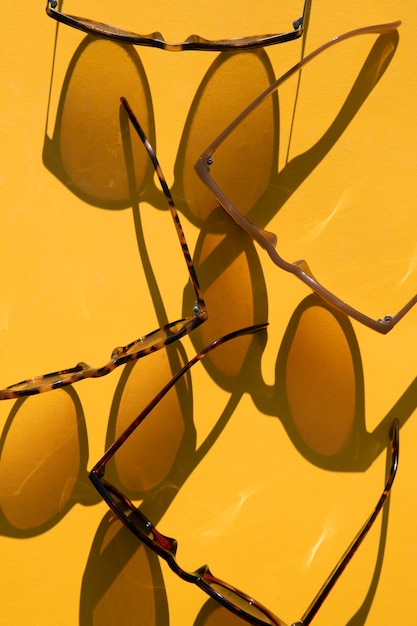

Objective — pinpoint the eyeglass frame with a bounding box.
[45,0,307,52]
[0,98,207,400]
[89,324,398,626]
[195,21,417,334]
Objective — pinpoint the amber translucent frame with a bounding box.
[0,99,206,400]
[196,21,417,334]
[45,0,306,51]
[90,322,398,626]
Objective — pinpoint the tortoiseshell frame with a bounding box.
[45,0,306,51]
[90,328,398,626]
[0,99,207,400]
[195,21,417,334]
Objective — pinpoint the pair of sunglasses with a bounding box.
[196,20,417,334]
[90,316,398,625]
[45,0,307,51]
[0,99,207,399]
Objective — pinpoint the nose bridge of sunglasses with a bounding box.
[47,0,306,51]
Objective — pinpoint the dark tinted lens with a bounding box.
[209,583,279,625]
[126,505,156,539]
[196,599,259,626]
[105,484,154,536]
[4,364,86,395]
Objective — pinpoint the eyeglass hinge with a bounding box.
[293,16,303,30]
[380,315,393,323]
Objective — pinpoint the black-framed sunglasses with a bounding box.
[195,21,417,334]
[45,0,307,51]
[90,319,399,626]
[0,99,206,400]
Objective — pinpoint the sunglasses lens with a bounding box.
[5,363,86,396]
[0,389,81,532]
[196,600,257,626]
[107,486,157,541]
[208,583,277,625]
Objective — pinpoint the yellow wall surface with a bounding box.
[1,1,416,625]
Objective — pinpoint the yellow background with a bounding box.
[1,1,416,625]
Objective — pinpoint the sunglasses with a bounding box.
[195,21,417,334]
[89,319,398,625]
[0,99,206,400]
[45,0,307,51]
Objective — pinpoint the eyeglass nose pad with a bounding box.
[195,563,212,578]
[258,227,277,246]
[111,345,126,359]
[294,258,316,280]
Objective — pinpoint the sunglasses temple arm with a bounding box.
[295,419,399,626]
[120,97,206,314]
